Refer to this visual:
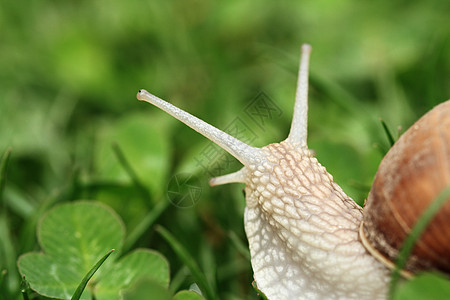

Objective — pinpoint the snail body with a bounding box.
[137,45,450,299]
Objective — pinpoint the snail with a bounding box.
[137,44,450,299]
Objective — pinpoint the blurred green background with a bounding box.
[1,0,449,299]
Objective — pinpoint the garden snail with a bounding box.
[137,44,450,299]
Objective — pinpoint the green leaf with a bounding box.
[173,290,205,300]
[17,201,171,299]
[17,201,124,299]
[122,278,172,300]
[122,279,205,300]
[393,273,450,300]
[95,249,170,300]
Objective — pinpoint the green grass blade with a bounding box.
[156,226,216,300]
[228,231,250,261]
[0,213,17,293]
[390,186,450,297]
[122,199,170,253]
[309,70,365,117]
[20,276,30,300]
[169,266,189,294]
[379,119,396,148]
[112,142,171,252]
[0,148,12,202]
[112,142,152,202]
[0,149,20,294]
[71,249,115,300]
[0,269,7,296]
[0,269,6,287]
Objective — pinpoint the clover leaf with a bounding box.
[122,278,205,300]
[17,201,169,299]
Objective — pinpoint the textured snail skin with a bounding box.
[244,142,390,299]
[137,45,392,299]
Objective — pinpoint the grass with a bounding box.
[1,0,449,299]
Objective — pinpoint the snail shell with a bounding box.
[361,100,450,275]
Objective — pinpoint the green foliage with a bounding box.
[72,249,115,300]
[95,113,171,196]
[390,187,450,298]
[172,291,206,300]
[1,0,449,299]
[17,202,170,299]
[379,119,396,149]
[95,249,170,300]
[252,281,269,300]
[122,279,172,300]
[393,273,450,300]
[122,279,205,300]
[156,226,216,300]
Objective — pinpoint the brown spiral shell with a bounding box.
[361,100,450,275]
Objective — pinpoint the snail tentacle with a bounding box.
[209,168,248,186]
[137,89,263,166]
[285,44,311,149]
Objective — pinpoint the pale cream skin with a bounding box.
[137,45,391,300]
